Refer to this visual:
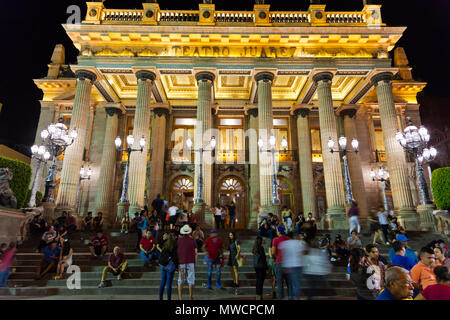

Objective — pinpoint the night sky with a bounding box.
[0,0,449,156]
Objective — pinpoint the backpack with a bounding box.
[159,249,172,267]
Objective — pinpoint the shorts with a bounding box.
[178,263,195,286]
[169,216,177,225]
[62,256,73,268]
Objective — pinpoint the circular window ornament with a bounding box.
[315,11,323,19]
[203,11,211,19]
[146,10,154,18]
[259,11,267,19]
[89,9,97,17]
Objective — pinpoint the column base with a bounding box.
[117,202,130,227]
[192,202,214,229]
[397,207,421,231]
[128,205,141,215]
[55,206,76,219]
[325,207,346,230]
[263,204,280,218]
[417,204,437,232]
[42,202,56,223]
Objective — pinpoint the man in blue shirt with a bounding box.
[36,241,60,279]
[136,211,147,251]
[391,241,416,271]
[377,266,414,300]
[388,235,418,264]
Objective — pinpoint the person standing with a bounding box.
[303,239,332,300]
[158,232,178,300]
[0,242,16,288]
[203,229,224,289]
[98,246,128,288]
[348,201,360,235]
[271,226,290,300]
[279,232,306,300]
[257,206,268,227]
[228,231,241,290]
[252,236,267,300]
[227,202,237,229]
[152,193,164,220]
[281,206,292,231]
[213,204,222,230]
[168,203,179,230]
[177,225,197,300]
[377,206,390,245]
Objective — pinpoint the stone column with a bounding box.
[127,70,155,215]
[341,108,369,223]
[255,72,278,215]
[95,107,120,225]
[313,72,346,229]
[295,108,317,219]
[192,71,215,227]
[148,107,168,203]
[247,108,260,229]
[56,70,97,212]
[371,72,419,230]
[84,106,96,161]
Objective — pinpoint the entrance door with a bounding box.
[170,176,194,211]
[277,176,293,211]
[218,176,246,229]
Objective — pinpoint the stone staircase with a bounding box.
[0,228,446,300]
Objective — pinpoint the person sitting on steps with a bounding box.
[98,246,128,288]
[88,231,109,258]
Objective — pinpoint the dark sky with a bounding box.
[0,0,449,156]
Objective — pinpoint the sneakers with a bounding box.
[98,282,106,288]
[117,275,122,281]
[216,283,222,289]
[330,257,337,262]
[386,242,390,246]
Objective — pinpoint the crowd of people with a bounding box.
[1,196,447,301]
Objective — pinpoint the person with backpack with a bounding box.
[202,229,224,289]
[252,236,268,300]
[158,232,178,300]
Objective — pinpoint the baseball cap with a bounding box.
[396,234,409,242]
[210,229,218,234]
[277,226,286,235]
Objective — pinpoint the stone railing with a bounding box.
[0,207,41,245]
[325,12,366,24]
[269,12,310,24]
[159,10,199,22]
[433,210,450,237]
[214,11,254,23]
[102,9,143,22]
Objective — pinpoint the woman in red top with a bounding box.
[415,266,450,300]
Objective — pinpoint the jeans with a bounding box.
[228,216,236,229]
[214,216,221,230]
[284,217,292,230]
[151,229,159,242]
[159,261,176,300]
[255,267,267,296]
[283,266,303,299]
[140,250,156,264]
[274,264,289,300]
[0,268,10,288]
[349,216,361,234]
[207,258,222,288]
[304,274,327,300]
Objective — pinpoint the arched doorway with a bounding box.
[218,176,246,229]
[277,176,293,210]
[170,176,194,211]
[315,175,327,220]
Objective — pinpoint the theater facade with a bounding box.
[31,1,431,230]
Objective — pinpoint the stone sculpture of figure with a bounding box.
[203,0,212,4]
[0,168,17,208]
[255,0,265,4]
[310,0,321,4]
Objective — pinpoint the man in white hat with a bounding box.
[177,224,197,300]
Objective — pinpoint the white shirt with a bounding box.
[304,248,332,275]
[279,239,305,268]
[168,206,178,217]
[214,208,222,216]
[377,211,388,225]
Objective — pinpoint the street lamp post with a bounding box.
[40,118,78,203]
[115,135,146,204]
[370,167,390,212]
[328,136,359,204]
[28,145,51,207]
[75,165,92,214]
[186,135,216,204]
[258,135,288,205]
[395,117,437,205]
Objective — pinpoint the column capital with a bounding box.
[195,71,215,83]
[153,107,169,117]
[294,108,310,118]
[340,108,357,118]
[105,107,122,117]
[371,72,393,86]
[312,71,333,84]
[247,108,258,117]
[254,71,274,83]
[136,70,156,82]
[75,70,97,84]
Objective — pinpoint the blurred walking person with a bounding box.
[271,226,290,300]
[348,201,361,235]
[252,236,268,300]
[303,239,331,300]
[279,232,306,300]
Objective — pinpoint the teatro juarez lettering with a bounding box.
[170,46,297,58]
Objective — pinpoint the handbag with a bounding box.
[237,254,246,267]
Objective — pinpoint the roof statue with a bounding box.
[255,0,265,4]
[0,168,17,209]
[203,0,212,4]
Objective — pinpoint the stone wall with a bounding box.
[0,207,36,244]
